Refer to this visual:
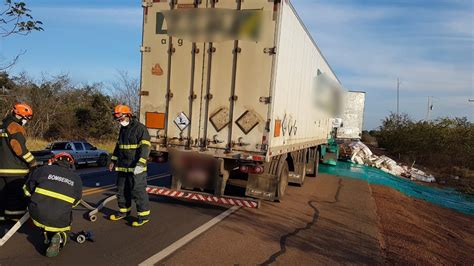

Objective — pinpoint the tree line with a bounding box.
[0,71,139,141]
[372,113,474,177]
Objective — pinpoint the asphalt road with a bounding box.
[1,164,387,265]
[0,163,228,265]
[163,174,384,265]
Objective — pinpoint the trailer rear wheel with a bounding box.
[277,163,289,199]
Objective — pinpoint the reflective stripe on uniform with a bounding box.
[118,140,150,149]
[138,158,147,164]
[137,210,150,216]
[119,144,139,150]
[5,210,26,215]
[0,169,29,174]
[35,187,75,204]
[0,133,8,137]
[23,184,31,197]
[119,207,131,213]
[115,167,134,172]
[140,140,151,146]
[23,152,35,163]
[115,167,148,173]
[73,200,81,208]
[0,216,5,221]
[32,218,71,232]
[111,156,118,161]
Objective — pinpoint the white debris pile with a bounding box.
[346,141,436,183]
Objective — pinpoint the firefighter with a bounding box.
[0,103,37,222]
[23,152,82,258]
[109,104,151,227]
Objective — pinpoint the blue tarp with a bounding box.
[319,161,474,216]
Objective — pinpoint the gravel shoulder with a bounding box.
[371,185,474,264]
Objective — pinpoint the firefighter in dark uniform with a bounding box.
[24,152,82,258]
[0,103,37,222]
[109,105,151,227]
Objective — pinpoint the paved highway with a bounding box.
[0,164,385,265]
[0,163,228,265]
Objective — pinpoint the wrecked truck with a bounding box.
[139,0,343,202]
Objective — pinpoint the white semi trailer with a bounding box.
[337,91,366,140]
[139,0,343,201]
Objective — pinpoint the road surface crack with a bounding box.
[260,178,342,265]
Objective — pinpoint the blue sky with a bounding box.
[1,0,472,129]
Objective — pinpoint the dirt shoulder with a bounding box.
[163,174,383,265]
[371,185,474,264]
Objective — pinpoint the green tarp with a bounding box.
[320,161,474,216]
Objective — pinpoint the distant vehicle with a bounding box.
[32,141,109,167]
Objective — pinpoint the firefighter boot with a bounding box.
[109,211,130,221]
[46,233,61,257]
[132,217,149,227]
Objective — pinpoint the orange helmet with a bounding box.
[113,104,132,120]
[12,103,33,120]
[49,152,75,165]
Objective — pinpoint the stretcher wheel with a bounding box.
[88,215,97,222]
[76,234,86,244]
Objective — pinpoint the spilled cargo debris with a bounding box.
[341,141,436,183]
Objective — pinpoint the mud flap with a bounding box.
[246,173,278,201]
[289,149,307,185]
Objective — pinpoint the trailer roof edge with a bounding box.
[286,0,343,86]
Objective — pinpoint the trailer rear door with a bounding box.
[140,0,278,155]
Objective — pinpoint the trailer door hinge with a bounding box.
[208,47,216,53]
[140,91,149,96]
[259,96,271,104]
[264,47,276,55]
[142,0,153,7]
[141,46,151,53]
[265,119,271,130]
[166,92,174,99]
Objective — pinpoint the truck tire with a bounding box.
[277,163,289,199]
[98,154,108,167]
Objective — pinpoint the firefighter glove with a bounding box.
[133,165,146,175]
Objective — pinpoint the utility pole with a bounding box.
[396,78,400,118]
[426,96,433,122]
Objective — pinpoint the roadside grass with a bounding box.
[27,138,50,151]
[92,140,116,154]
[27,138,116,154]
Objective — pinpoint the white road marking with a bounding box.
[139,206,240,266]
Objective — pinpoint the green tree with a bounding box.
[377,114,474,171]
[1,0,43,69]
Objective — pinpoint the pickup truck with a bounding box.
[32,141,109,167]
